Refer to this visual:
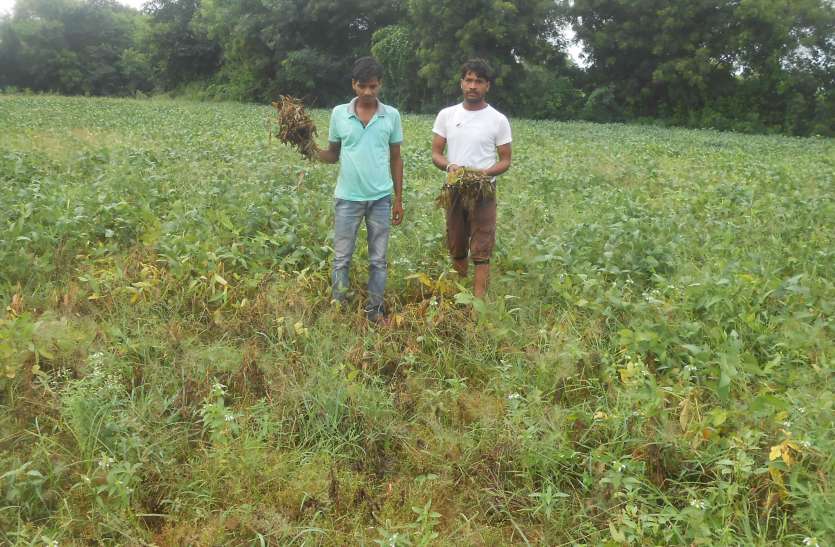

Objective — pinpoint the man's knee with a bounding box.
[333,254,353,271]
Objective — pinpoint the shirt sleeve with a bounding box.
[327,107,339,143]
[390,110,404,144]
[431,109,448,138]
[496,114,512,146]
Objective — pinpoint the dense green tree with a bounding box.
[731,0,835,134]
[196,0,404,103]
[0,18,25,88]
[143,0,220,89]
[570,0,739,117]
[1,0,830,135]
[570,0,835,134]
[371,24,422,110]
[405,0,570,113]
[0,0,152,95]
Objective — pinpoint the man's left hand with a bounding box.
[392,199,404,225]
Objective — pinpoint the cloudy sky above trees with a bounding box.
[0,0,145,15]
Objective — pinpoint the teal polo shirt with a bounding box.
[328,98,403,201]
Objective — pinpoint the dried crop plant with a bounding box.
[436,168,495,211]
[270,95,320,160]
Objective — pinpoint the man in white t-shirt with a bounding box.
[431,58,512,298]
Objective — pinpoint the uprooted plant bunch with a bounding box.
[270,95,319,160]
[436,168,495,211]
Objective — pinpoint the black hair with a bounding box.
[352,57,384,82]
[460,58,494,83]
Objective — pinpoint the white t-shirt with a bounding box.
[432,103,512,170]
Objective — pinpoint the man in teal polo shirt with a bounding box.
[318,57,404,323]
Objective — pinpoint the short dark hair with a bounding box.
[352,57,384,82]
[460,58,494,83]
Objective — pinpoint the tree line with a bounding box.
[1,0,833,136]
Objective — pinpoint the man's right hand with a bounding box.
[447,163,461,173]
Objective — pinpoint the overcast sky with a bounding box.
[0,0,146,15]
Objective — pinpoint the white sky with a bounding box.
[0,0,146,16]
[562,26,588,68]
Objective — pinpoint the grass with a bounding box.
[0,94,833,545]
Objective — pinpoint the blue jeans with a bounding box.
[332,195,391,319]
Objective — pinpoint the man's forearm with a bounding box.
[392,157,404,200]
[432,152,449,171]
[317,148,339,164]
[483,159,510,177]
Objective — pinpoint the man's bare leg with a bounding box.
[453,257,469,277]
[474,263,489,298]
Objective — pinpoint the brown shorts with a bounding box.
[445,187,497,263]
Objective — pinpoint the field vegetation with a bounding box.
[1,95,833,544]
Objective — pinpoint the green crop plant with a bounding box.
[0,94,832,544]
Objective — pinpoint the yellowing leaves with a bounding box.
[679,396,698,432]
[6,293,24,317]
[293,321,308,336]
[406,272,433,288]
[270,315,309,339]
[769,440,801,467]
[618,359,646,386]
[405,271,456,297]
[766,438,805,508]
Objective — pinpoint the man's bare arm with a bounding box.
[390,143,404,225]
[483,143,512,177]
[432,134,458,172]
[317,141,341,163]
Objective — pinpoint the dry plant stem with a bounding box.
[271,95,320,160]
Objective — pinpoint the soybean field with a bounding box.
[1,95,833,545]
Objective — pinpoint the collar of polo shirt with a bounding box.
[347,97,389,117]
